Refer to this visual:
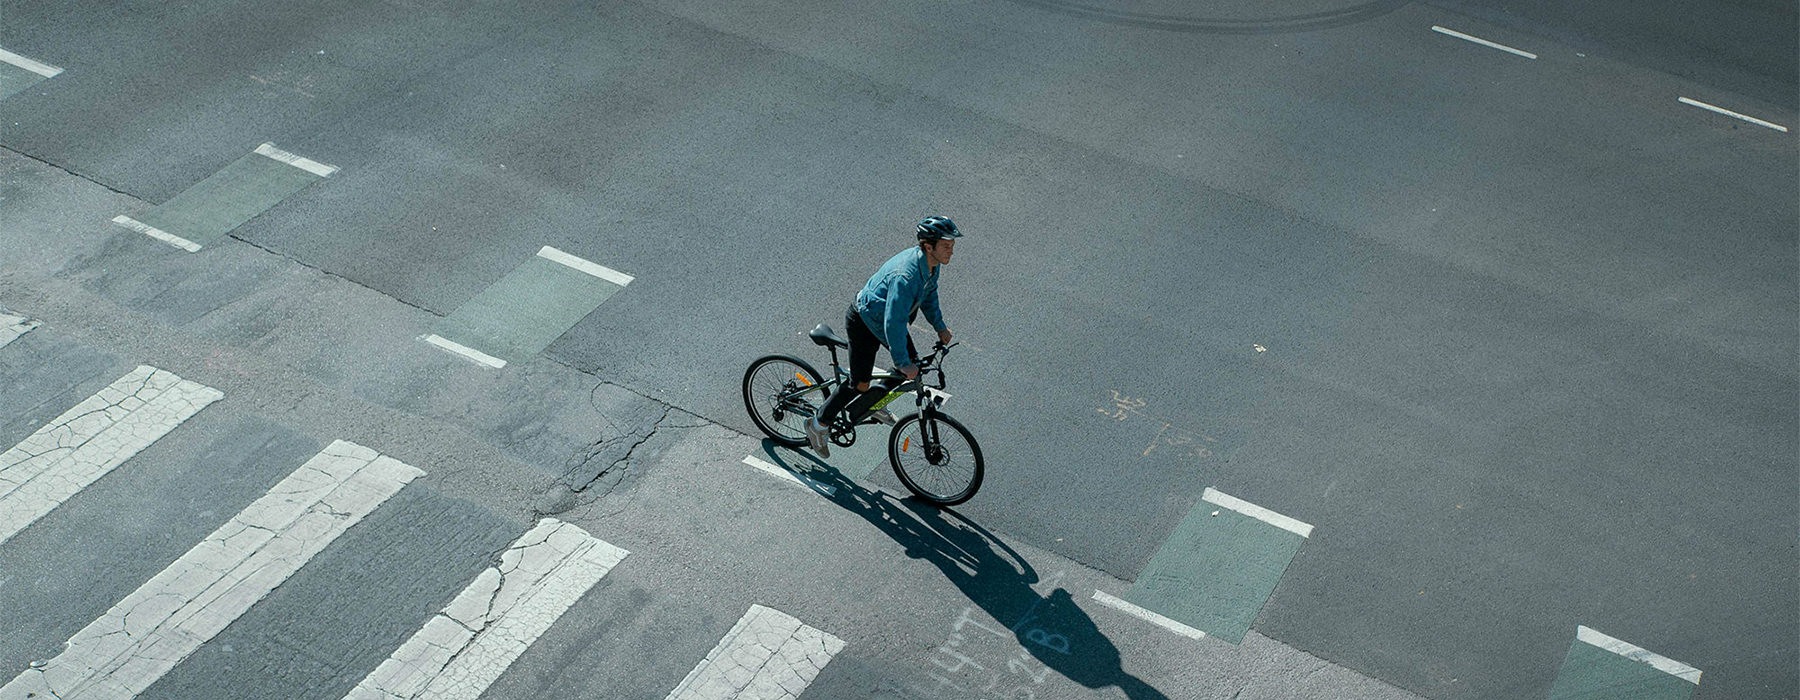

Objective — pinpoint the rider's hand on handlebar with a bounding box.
[937,328,953,346]
[901,364,920,381]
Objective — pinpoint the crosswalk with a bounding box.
[0,365,221,547]
[1,440,418,700]
[345,519,627,700]
[0,318,848,700]
[666,605,846,700]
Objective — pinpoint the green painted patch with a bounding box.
[135,150,325,247]
[1549,636,1697,700]
[1124,500,1305,643]
[0,61,51,101]
[433,254,624,365]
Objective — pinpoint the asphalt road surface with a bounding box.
[1,1,1794,699]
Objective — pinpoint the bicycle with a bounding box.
[741,323,985,506]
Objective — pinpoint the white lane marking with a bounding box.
[537,246,635,287]
[0,440,422,700]
[112,215,202,252]
[345,519,628,700]
[0,365,222,547]
[254,142,340,177]
[0,313,39,349]
[665,604,846,700]
[0,47,62,78]
[1202,487,1314,538]
[1576,626,1703,685]
[1431,25,1538,60]
[741,455,836,496]
[1677,97,1790,133]
[421,334,508,369]
[1091,590,1207,640]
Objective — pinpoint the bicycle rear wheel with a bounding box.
[889,411,984,506]
[742,354,826,447]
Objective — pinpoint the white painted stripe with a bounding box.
[0,365,222,547]
[1677,97,1790,133]
[345,519,628,700]
[537,246,635,287]
[0,47,62,78]
[112,215,201,252]
[1091,590,1207,640]
[1576,626,1703,685]
[254,142,339,177]
[0,313,39,349]
[0,440,422,700]
[1201,487,1314,538]
[741,455,836,496]
[1431,25,1538,59]
[665,604,846,700]
[421,334,508,368]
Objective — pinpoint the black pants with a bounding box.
[818,304,914,424]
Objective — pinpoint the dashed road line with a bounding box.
[1577,626,1702,683]
[1091,590,1207,641]
[254,142,340,177]
[538,245,635,287]
[0,365,222,547]
[1431,25,1538,60]
[1677,97,1790,132]
[742,455,836,495]
[1548,626,1703,699]
[665,604,846,700]
[0,312,39,349]
[1202,487,1314,538]
[0,440,422,700]
[0,47,60,77]
[422,333,509,369]
[345,519,628,700]
[112,214,203,252]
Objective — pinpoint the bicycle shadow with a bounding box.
[758,441,1171,700]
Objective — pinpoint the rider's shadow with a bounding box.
[758,441,1170,700]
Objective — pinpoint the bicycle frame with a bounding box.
[794,343,957,428]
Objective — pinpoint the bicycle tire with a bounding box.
[742,354,826,447]
[888,411,984,506]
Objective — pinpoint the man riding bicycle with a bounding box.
[805,216,961,457]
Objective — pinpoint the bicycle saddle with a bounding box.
[808,324,849,349]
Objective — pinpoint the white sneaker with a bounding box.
[804,417,831,458]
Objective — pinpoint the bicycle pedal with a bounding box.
[869,409,898,426]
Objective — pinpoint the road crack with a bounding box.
[532,404,670,517]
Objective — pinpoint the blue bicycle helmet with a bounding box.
[916,216,962,241]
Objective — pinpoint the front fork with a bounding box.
[911,406,948,463]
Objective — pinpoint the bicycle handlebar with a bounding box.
[909,342,956,392]
[917,341,955,366]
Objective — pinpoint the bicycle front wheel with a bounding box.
[889,412,984,506]
[742,354,827,447]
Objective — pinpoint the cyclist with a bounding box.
[805,216,960,456]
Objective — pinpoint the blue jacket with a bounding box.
[855,246,945,369]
